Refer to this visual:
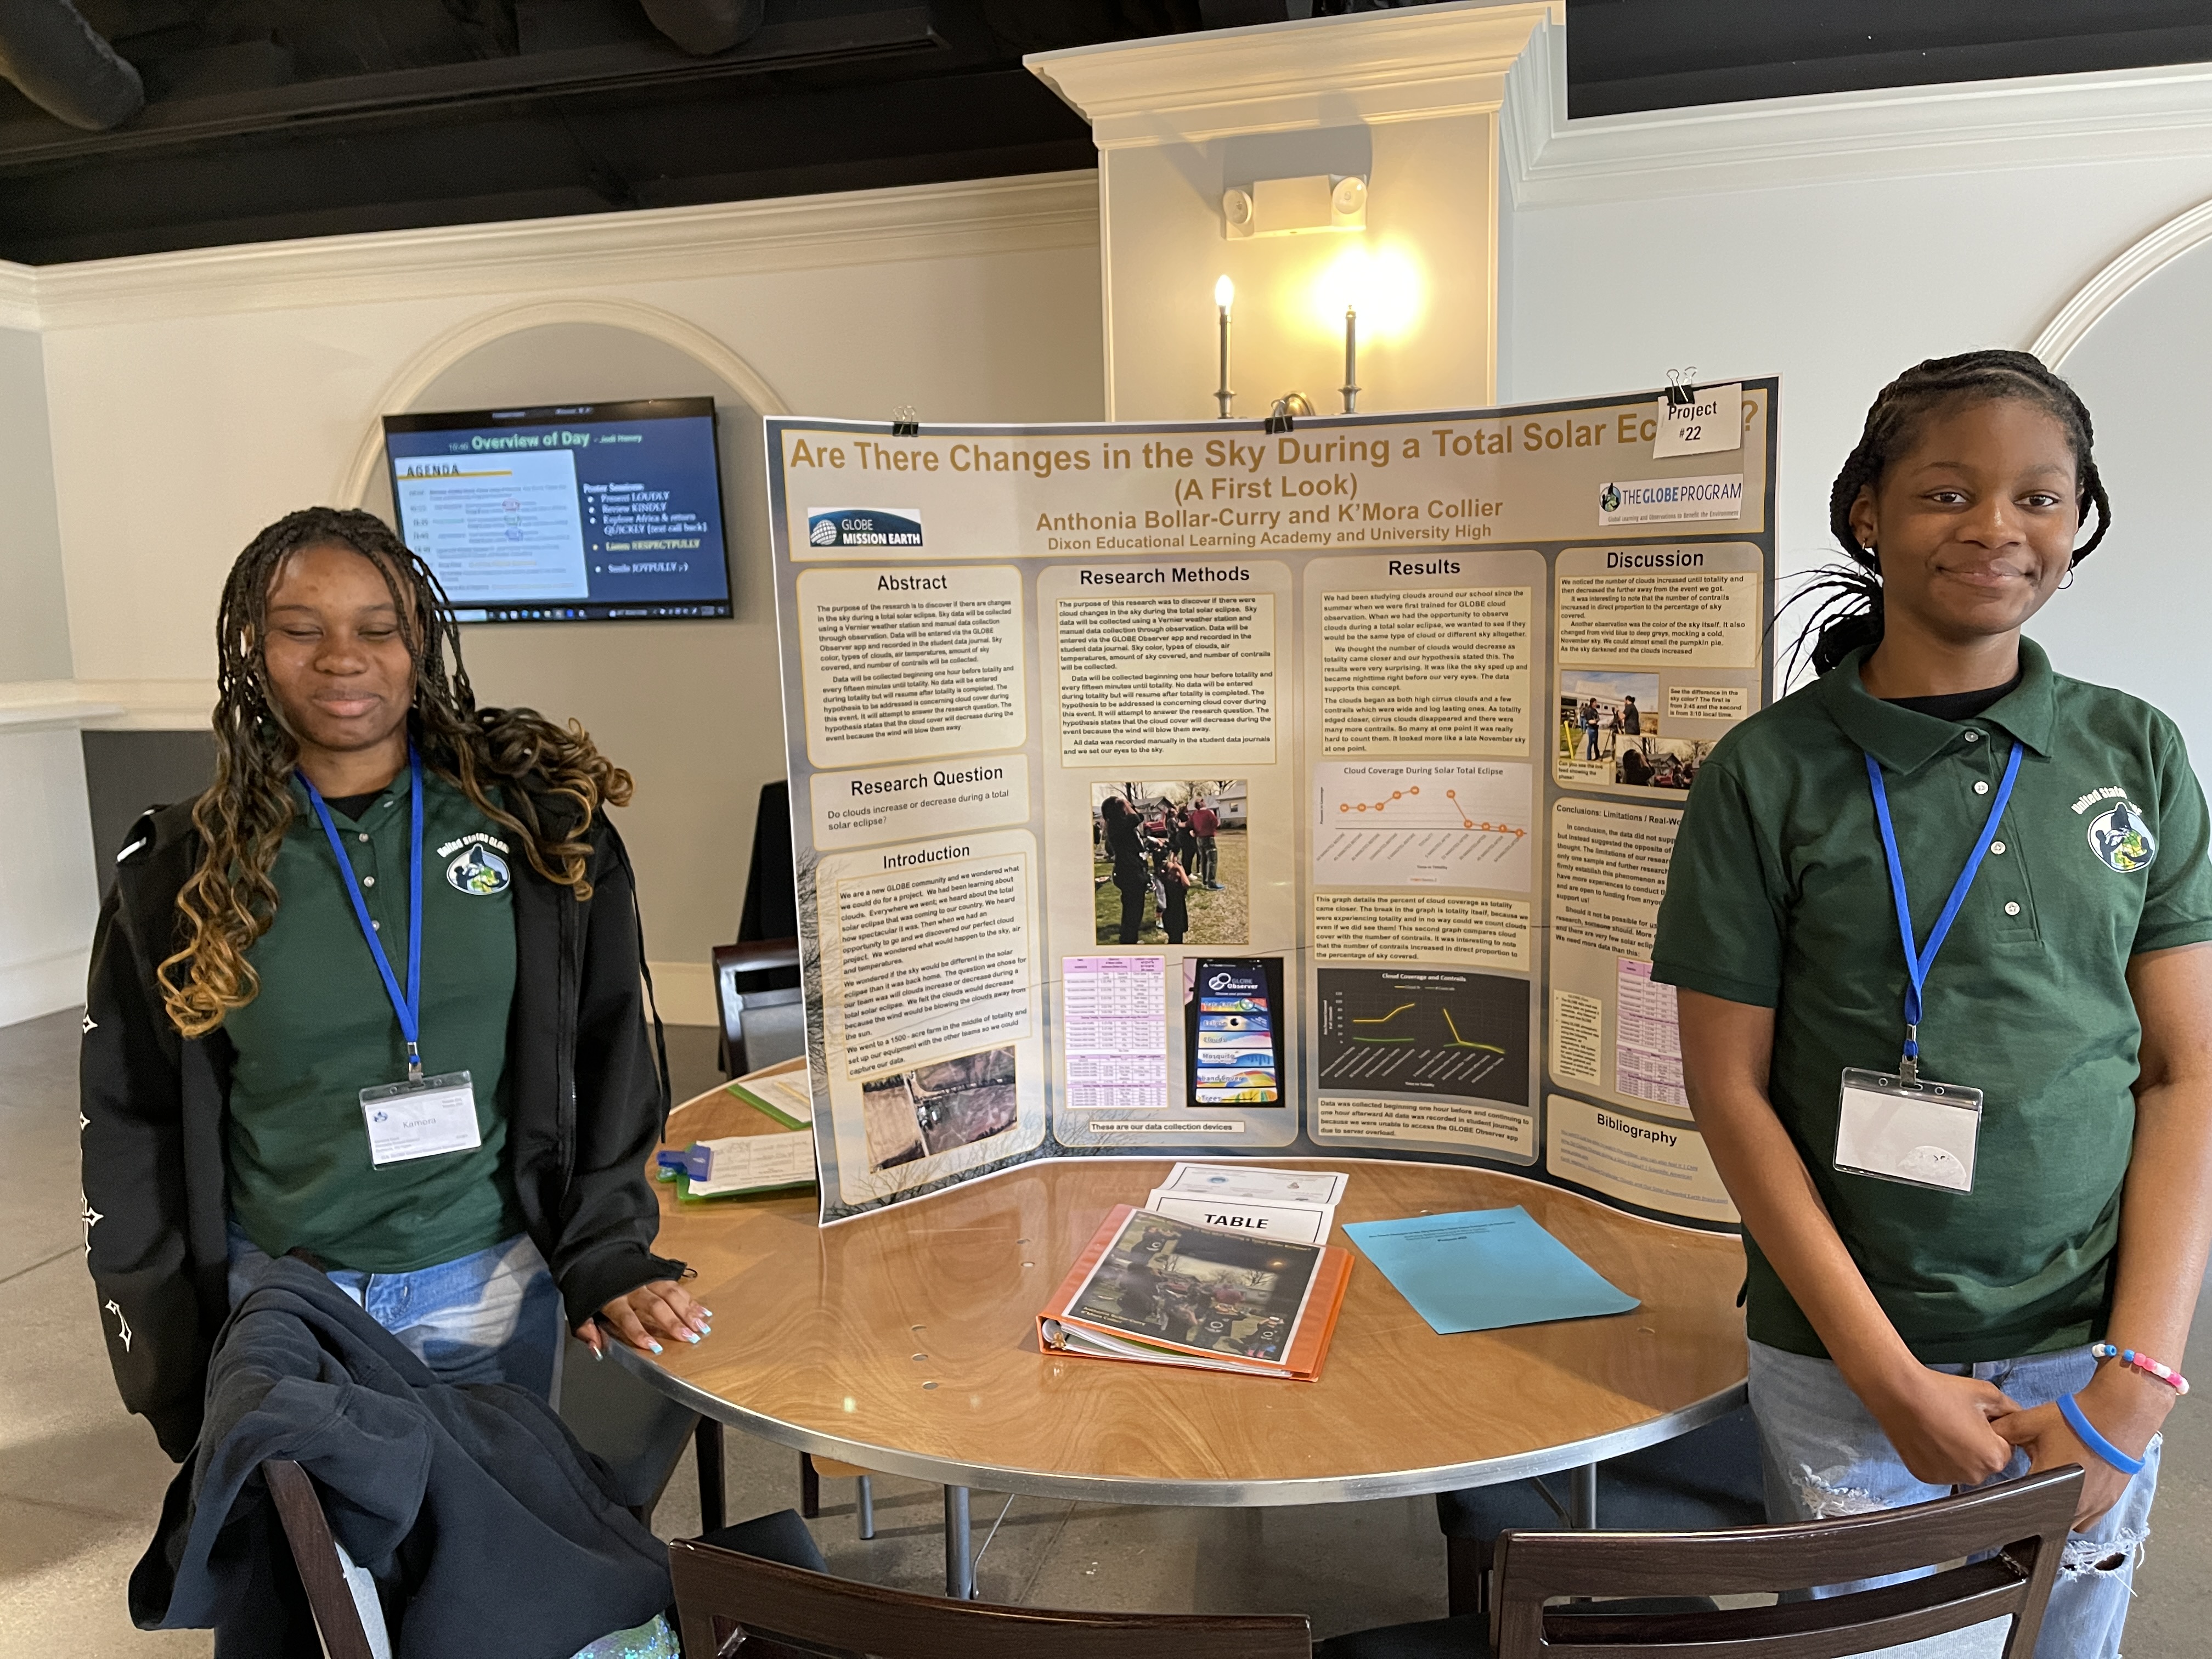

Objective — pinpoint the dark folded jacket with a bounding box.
[82,787,681,1460]
[131,1259,672,1657]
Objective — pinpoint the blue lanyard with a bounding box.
[302,747,427,1082]
[1863,737,2023,1083]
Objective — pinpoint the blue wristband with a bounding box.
[2058,1392,2146,1477]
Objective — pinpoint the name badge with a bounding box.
[360,1070,482,1167]
[1835,1067,1982,1194]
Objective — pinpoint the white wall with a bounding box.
[0,723,102,1024]
[1504,163,2212,623]
[0,324,101,1026]
[1494,27,2212,716]
[2029,234,2212,766]
[0,326,69,684]
[11,174,1103,1022]
[357,320,783,981]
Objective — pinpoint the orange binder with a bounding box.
[1037,1204,1351,1381]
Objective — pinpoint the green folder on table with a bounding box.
[1344,1206,1639,1335]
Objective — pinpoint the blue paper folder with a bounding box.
[1344,1206,1640,1335]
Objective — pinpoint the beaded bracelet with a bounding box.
[2058,1393,2146,1476]
[2092,1342,2191,1396]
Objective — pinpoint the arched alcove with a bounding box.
[352,313,791,995]
[2021,202,2212,766]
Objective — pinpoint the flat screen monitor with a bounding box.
[382,397,732,622]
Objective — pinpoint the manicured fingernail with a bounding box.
[703,1310,716,1319]
[698,1325,712,1336]
[648,1340,664,1355]
[591,1345,604,1361]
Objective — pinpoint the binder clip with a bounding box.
[890,405,919,437]
[1663,368,1700,409]
[1263,392,1313,435]
[654,1144,715,1182]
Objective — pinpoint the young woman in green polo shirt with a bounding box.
[84,507,708,1454]
[1655,352,2212,1658]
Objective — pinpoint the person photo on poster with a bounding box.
[1092,781,1248,945]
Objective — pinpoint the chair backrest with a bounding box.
[712,938,804,1076]
[669,1536,1311,1659]
[263,1459,385,1659]
[1491,1467,2080,1658]
[738,780,798,943]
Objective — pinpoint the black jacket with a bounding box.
[131,1257,672,1657]
[82,789,682,1460]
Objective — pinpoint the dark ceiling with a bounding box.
[4,1,2211,265]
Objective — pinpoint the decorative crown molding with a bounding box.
[1029,0,1560,147]
[2030,194,2212,365]
[334,295,793,507]
[8,171,1099,331]
[1505,29,2212,207]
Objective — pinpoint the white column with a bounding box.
[1030,1,1557,422]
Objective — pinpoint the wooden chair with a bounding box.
[1435,1404,1764,1615]
[669,1533,1314,1658]
[1486,1466,2081,1658]
[263,1459,383,1659]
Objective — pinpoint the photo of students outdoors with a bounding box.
[1557,670,1714,791]
[1092,781,1249,946]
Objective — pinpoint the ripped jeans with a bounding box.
[1749,1341,2157,1659]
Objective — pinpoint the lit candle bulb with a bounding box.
[1341,304,1360,415]
[1214,274,1235,420]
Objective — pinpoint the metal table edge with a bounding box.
[610,1346,1748,1508]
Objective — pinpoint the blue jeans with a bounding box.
[1748,1340,2159,1659]
[226,1222,566,1404]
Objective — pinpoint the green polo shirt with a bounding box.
[1654,639,2212,1363]
[223,768,522,1273]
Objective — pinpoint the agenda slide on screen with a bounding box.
[382,398,732,622]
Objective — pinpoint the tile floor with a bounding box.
[4,1006,2206,1654]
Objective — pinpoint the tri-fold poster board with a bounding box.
[765,383,1778,1227]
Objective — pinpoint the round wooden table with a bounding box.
[624,1093,1747,1595]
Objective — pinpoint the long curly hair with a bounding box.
[159,507,633,1038]
[1786,349,2112,681]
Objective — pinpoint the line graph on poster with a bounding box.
[1312,761,1533,892]
[1317,967,1531,1104]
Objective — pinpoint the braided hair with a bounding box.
[1790,349,2111,678]
[159,507,634,1037]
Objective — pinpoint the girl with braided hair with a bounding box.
[82,507,709,1457]
[1654,352,2212,1656]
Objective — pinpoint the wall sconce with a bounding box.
[1223,173,1367,239]
[1310,244,1424,415]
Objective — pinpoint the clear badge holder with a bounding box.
[1835,1066,1983,1194]
[359,1069,481,1167]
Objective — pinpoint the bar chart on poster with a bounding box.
[764,387,1774,1227]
